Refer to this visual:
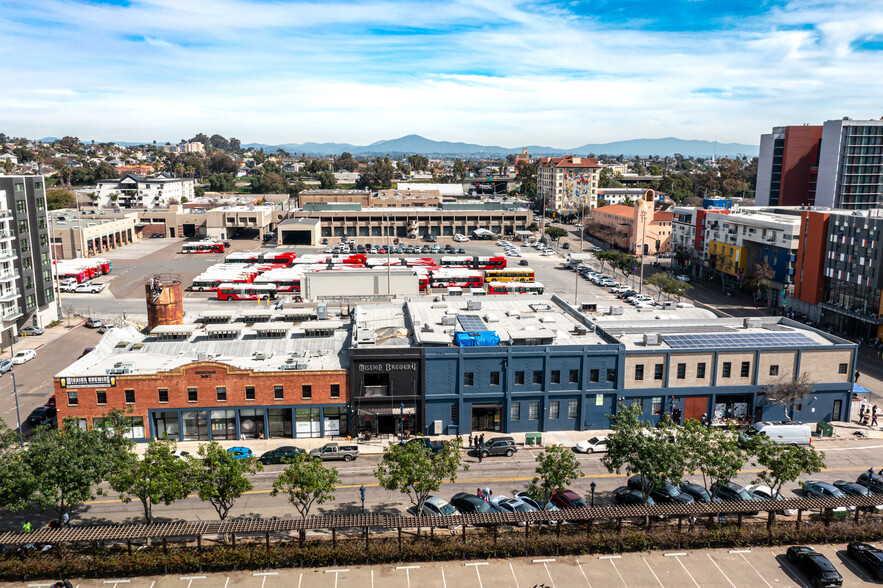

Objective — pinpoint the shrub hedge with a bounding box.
[5,521,883,581]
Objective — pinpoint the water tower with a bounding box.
[145,274,184,331]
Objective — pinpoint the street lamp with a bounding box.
[400,402,405,443]
[5,370,23,448]
[590,481,596,508]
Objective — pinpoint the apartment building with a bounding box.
[537,155,602,212]
[0,176,57,334]
[161,141,205,154]
[95,173,196,209]
[756,125,823,207]
[587,191,672,255]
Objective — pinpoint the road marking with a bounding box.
[466,562,486,588]
[825,444,883,451]
[396,565,418,588]
[671,554,700,587]
[738,552,773,588]
[728,549,752,553]
[465,562,489,566]
[222,579,227,588]
[150,582,155,588]
[533,558,556,563]
[509,562,520,588]
[542,560,557,588]
[598,555,621,559]
[441,566,447,588]
[664,552,687,557]
[780,560,810,588]
[607,558,626,586]
[370,569,373,588]
[836,553,872,582]
[576,559,591,587]
[253,572,278,576]
[706,553,737,588]
[642,556,664,587]
[103,581,130,585]
[325,569,350,573]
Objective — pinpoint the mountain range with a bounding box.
[243,134,758,158]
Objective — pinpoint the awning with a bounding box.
[853,384,873,395]
[358,406,416,416]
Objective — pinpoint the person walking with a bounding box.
[873,406,879,427]
[855,371,861,383]
[468,435,473,448]
[22,520,31,534]
[860,405,866,422]
[477,449,483,464]
[62,512,70,529]
[479,433,485,445]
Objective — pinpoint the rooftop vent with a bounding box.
[574,325,588,335]
[744,318,763,329]
[643,333,661,346]
[609,306,624,315]
[484,313,500,323]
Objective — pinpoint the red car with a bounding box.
[551,489,588,509]
[45,395,56,408]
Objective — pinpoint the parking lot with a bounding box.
[11,544,881,587]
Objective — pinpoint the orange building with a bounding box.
[587,190,672,255]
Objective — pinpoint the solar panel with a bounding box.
[664,332,822,350]
[458,314,488,332]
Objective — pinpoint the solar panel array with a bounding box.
[664,332,822,349]
[458,314,488,332]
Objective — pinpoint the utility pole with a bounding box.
[638,208,647,295]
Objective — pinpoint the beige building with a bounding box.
[299,189,443,209]
[537,155,602,211]
[49,210,139,259]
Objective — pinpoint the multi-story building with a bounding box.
[161,141,204,154]
[49,210,139,259]
[757,119,883,210]
[587,191,672,255]
[537,155,602,212]
[95,173,196,209]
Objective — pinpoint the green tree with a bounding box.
[452,159,467,182]
[516,161,537,198]
[407,154,429,172]
[526,445,584,509]
[251,172,288,194]
[375,440,466,517]
[207,173,237,192]
[356,157,395,190]
[206,152,238,175]
[544,226,568,240]
[109,439,194,524]
[46,188,77,210]
[645,272,671,301]
[93,161,118,181]
[193,441,263,521]
[749,435,825,526]
[680,420,746,499]
[663,279,692,301]
[271,453,341,519]
[527,222,539,232]
[318,169,337,189]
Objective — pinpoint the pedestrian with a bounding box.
[479,433,485,445]
[468,435,473,448]
[855,371,861,383]
[860,405,866,421]
[22,520,31,533]
[873,412,879,427]
[456,433,462,447]
[483,487,492,500]
[477,487,483,498]
[62,512,70,528]
[477,449,483,464]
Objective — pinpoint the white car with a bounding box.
[490,495,535,527]
[744,484,797,516]
[541,250,554,256]
[324,247,333,253]
[610,285,630,294]
[676,275,691,282]
[575,436,607,454]
[11,349,36,364]
[454,235,469,243]
[507,251,522,257]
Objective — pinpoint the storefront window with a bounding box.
[210,409,236,440]
[268,408,293,438]
[239,409,265,439]
[154,411,180,440]
[181,410,208,441]
[323,407,347,437]
[295,407,321,438]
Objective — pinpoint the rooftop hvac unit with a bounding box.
[539,316,556,323]
[253,352,270,360]
[466,300,482,311]
[661,301,677,310]
[643,333,661,346]
[574,325,588,335]
[421,323,434,332]
[581,303,598,312]
[506,310,520,318]
[609,306,624,315]
[441,315,457,326]
[744,318,763,329]
[357,328,376,344]
[317,302,328,320]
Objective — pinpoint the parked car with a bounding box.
[421,496,461,523]
[26,405,56,427]
[541,250,554,256]
[59,279,77,292]
[514,491,561,524]
[710,481,763,514]
[855,471,883,493]
[562,242,571,249]
[73,282,106,294]
[401,437,447,454]
[309,442,359,462]
[0,359,12,374]
[20,326,44,336]
[227,447,253,460]
[150,233,165,238]
[259,446,305,465]
[12,349,36,364]
[457,247,466,254]
[846,542,883,580]
[739,421,812,446]
[551,489,588,509]
[614,486,657,507]
[85,318,103,328]
[786,545,843,588]
[745,483,797,516]
[449,492,496,514]
[321,238,328,245]
[490,496,536,526]
[98,323,115,333]
[171,450,191,459]
[477,437,518,458]
[627,475,695,505]
[422,234,436,242]
[679,481,720,504]
[832,480,883,512]
[803,480,855,512]
[575,436,607,454]
[519,259,530,266]
[45,394,56,408]
[676,275,691,282]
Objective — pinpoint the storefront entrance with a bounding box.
[683,396,708,422]
[472,405,502,432]
[712,394,753,426]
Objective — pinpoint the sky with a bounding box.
[2,0,883,147]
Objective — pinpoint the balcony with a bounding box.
[0,249,17,262]
[819,302,883,324]
[363,385,389,397]
[0,289,20,302]
[0,270,18,283]
[1,307,22,321]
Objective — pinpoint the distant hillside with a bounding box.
[245,134,757,158]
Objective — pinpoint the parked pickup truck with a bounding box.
[309,443,359,462]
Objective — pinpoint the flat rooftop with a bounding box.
[594,316,846,351]
[405,295,609,347]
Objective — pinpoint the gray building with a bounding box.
[815,119,883,210]
[0,176,58,335]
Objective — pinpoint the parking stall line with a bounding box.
[396,565,420,588]
[705,553,737,588]
[603,558,626,587]
[670,554,700,588]
[642,556,664,587]
[532,559,556,588]
[780,560,810,588]
[441,566,447,588]
[737,552,773,588]
[509,562,520,588]
[575,559,592,587]
[465,562,488,588]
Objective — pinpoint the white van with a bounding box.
[739,421,812,446]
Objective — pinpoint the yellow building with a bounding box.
[708,241,748,276]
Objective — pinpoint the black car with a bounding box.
[856,471,883,493]
[259,446,304,465]
[833,480,883,512]
[321,238,328,245]
[711,481,763,514]
[562,242,571,249]
[786,546,843,587]
[614,486,656,507]
[618,290,638,299]
[847,542,883,580]
[457,247,466,254]
[477,437,518,458]
[449,492,497,514]
[519,259,530,266]
[26,405,56,427]
[679,481,721,504]
[422,235,436,242]
[627,475,695,505]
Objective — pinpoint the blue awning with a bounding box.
[853,384,872,395]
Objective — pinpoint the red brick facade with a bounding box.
[55,361,349,434]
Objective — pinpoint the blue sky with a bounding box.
[2,0,883,147]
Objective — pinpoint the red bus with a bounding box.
[217,283,278,300]
[182,242,226,254]
[428,269,485,289]
[366,257,439,269]
[225,251,297,266]
[291,254,367,266]
[486,282,545,295]
[253,268,304,292]
[438,256,506,270]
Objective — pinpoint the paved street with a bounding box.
[7,544,883,587]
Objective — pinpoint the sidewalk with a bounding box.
[1,318,86,360]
